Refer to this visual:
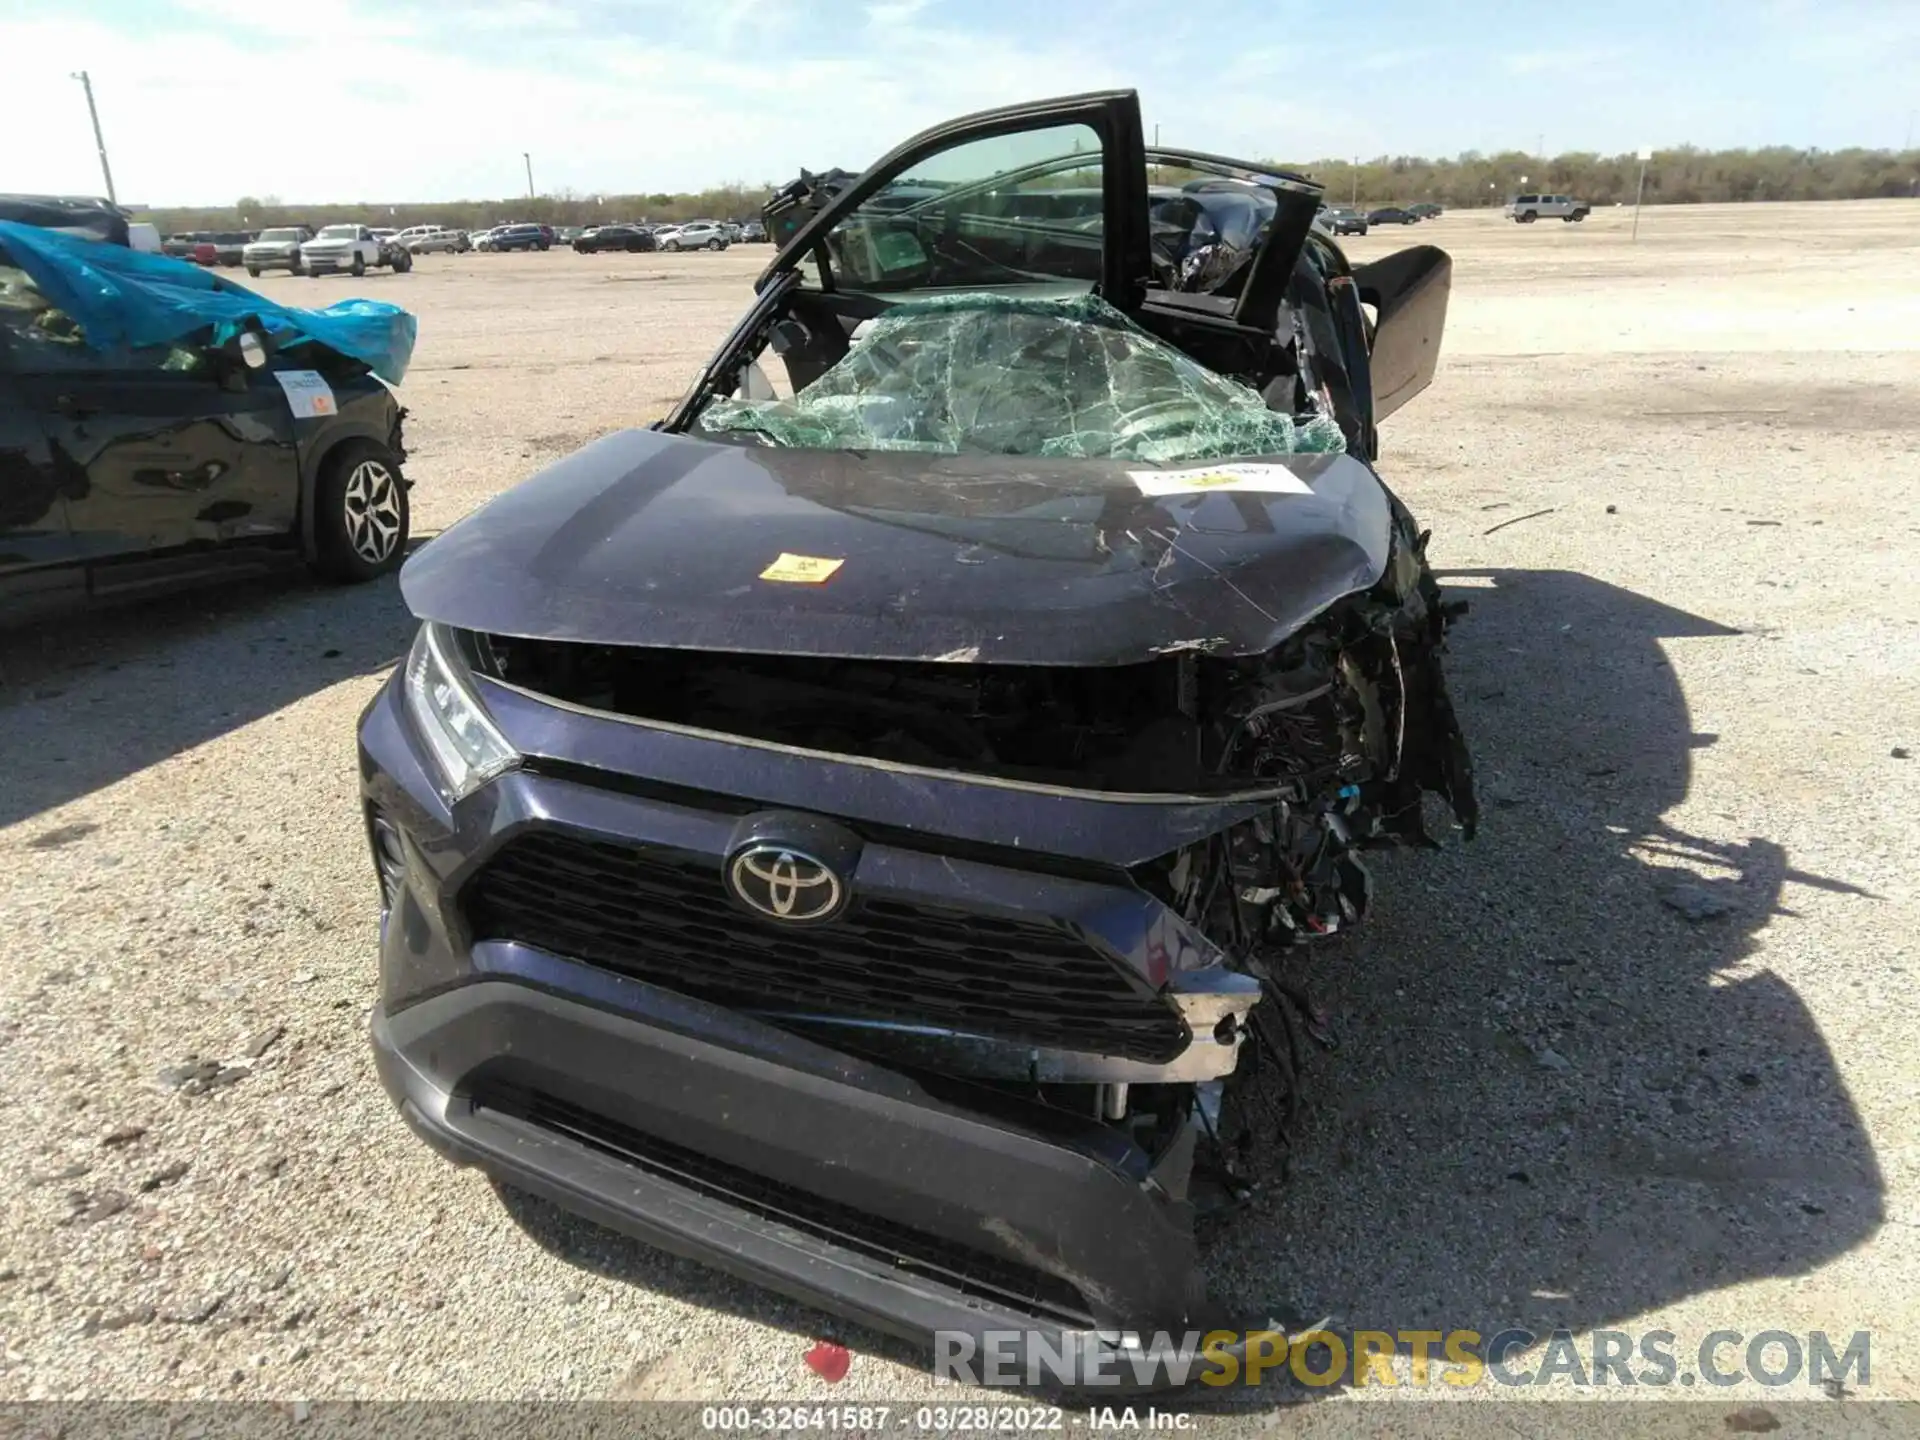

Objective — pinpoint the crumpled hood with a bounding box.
[401,428,1395,665]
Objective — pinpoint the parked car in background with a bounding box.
[573,224,658,254]
[301,224,414,276]
[244,226,316,276]
[0,226,413,604]
[161,231,205,259]
[208,231,254,265]
[483,224,552,252]
[1505,193,1589,222]
[740,219,768,242]
[398,226,469,254]
[1408,202,1443,219]
[1365,206,1419,225]
[1317,206,1368,235]
[660,220,729,251]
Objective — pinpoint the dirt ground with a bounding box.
[2,200,1917,1410]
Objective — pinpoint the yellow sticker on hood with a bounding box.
[760,553,845,584]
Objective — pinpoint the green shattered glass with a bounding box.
[701,293,1345,463]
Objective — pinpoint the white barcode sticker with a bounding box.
[1128,463,1313,496]
[274,369,337,419]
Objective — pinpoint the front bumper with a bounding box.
[373,968,1225,1368]
[359,667,1264,1377]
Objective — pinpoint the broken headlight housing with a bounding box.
[403,623,518,801]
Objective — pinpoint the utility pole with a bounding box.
[1632,146,1653,242]
[523,152,535,202]
[1351,157,1358,207]
[70,71,117,205]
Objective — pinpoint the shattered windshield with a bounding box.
[699,293,1344,464]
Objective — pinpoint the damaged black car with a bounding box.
[361,90,1475,1384]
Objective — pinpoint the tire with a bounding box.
[1518,211,1537,223]
[311,441,409,583]
[1572,212,1588,222]
[664,240,680,252]
[247,267,260,278]
[537,240,550,251]
[350,254,366,276]
[395,251,412,272]
[708,239,723,250]
[292,257,305,276]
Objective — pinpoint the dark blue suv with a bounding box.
[361,89,1471,1387]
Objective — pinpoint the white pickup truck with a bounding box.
[298,224,414,276]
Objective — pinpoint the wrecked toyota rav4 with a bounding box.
[362,91,1474,1384]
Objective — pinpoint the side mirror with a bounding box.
[212,318,276,389]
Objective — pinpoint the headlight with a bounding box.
[402,623,518,801]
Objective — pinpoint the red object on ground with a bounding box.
[804,1341,851,1383]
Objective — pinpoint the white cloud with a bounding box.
[3,2,1155,204]
[1500,44,1631,77]
[866,0,931,24]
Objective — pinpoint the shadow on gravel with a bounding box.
[0,543,425,830]
[497,567,1884,1402]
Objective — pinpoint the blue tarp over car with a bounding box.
[0,220,416,383]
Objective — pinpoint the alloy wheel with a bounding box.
[343,460,403,564]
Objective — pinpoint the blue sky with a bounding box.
[5,0,1915,204]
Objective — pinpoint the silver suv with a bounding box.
[1505,193,1590,223]
[661,221,729,251]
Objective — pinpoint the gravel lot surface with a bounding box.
[3,200,1917,1411]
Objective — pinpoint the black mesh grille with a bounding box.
[462,831,1189,1063]
[475,1083,1095,1328]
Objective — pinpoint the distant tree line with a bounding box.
[1294,146,1920,209]
[144,146,1918,234]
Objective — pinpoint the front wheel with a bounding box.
[708,239,723,250]
[1518,212,1537,223]
[664,240,680,252]
[350,254,366,276]
[247,266,260,277]
[394,251,413,272]
[311,441,409,583]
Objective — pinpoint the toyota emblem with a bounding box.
[726,844,846,923]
